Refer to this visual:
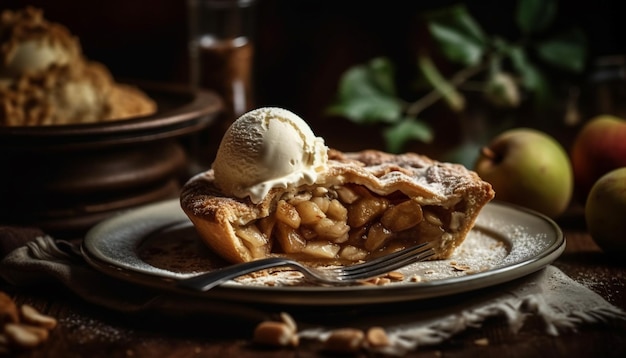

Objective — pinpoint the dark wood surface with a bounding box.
[1,206,625,358]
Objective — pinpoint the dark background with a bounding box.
[3,0,626,152]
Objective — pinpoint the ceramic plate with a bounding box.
[82,199,565,306]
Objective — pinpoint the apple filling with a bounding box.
[233,184,467,263]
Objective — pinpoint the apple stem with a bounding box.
[480,146,501,163]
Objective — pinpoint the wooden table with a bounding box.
[1,206,625,358]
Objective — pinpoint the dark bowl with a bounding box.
[0,82,222,239]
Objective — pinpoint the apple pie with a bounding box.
[180,149,495,265]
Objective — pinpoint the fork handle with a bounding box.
[177,257,290,292]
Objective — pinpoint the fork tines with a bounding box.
[334,242,435,279]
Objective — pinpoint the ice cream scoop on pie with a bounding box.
[180,107,495,264]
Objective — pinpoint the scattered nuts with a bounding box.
[386,271,404,281]
[0,291,58,354]
[4,323,48,348]
[20,304,58,330]
[366,326,389,348]
[474,337,489,346]
[0,292,18,324]
[362,273,398,286]
[451,262,471,271]
[253,321,298,347]
[253,312,299,347]
[324,328,364,353]
[250,313,393,354]
[376,277,392,285]
[279,312,297,332]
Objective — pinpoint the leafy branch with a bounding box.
[326,0,587,154]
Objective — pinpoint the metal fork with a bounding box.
[177,242,434,292]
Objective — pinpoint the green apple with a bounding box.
[571,115,626,202]
[585,167,626,256]
[474,128,573,218]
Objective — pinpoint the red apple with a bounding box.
[570,115,626,202]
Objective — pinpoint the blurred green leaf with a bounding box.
[327,57,402,124]
[509,47,540,89]
[535,29,587,73]
[426,4,487,66]
[516,0,557,35]
[383,119,433,153]
[326,96,401,124]
[418,54,466,112]
[367,57,397,94]
[336,57,396,99]
[509,46,551,105]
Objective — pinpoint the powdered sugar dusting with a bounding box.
[477,214,552,266]
[502,225,549,265]
[61,312,126,343]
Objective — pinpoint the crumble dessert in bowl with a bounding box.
[0,6,156,126]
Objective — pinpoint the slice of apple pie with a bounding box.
[181,148,495,265]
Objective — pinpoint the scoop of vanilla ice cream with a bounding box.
[3,39,77,78]
[0,7,80,81]
[212,107,328,204]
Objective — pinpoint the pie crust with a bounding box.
[180,149,495,264]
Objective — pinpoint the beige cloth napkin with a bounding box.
[1,233,625,355]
